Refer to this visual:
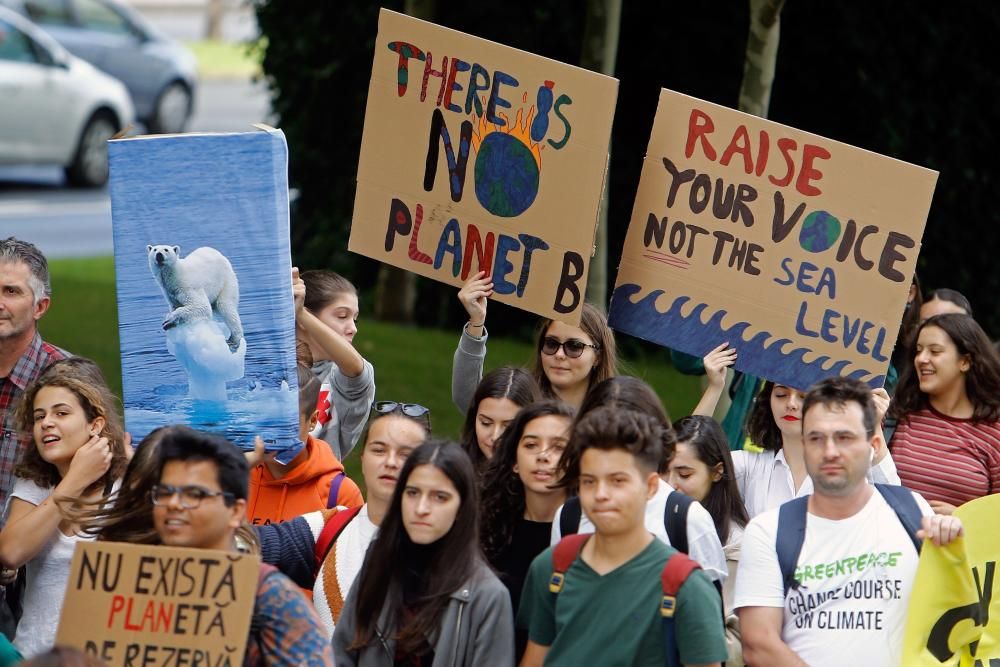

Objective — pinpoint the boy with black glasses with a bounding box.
[151,427,332,666]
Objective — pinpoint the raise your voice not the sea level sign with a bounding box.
[609,89,938,388]
[349,9,618,324]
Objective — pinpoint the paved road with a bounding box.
[0,78,273,258]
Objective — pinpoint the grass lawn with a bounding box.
[184,39,261,80]
[41,257,703,483]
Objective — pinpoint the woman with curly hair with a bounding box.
[0,360,128,657]
[479,402,573,621]
[889,313,1000,514]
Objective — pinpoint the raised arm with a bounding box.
[0,435,112,568]
[691,343,737,418]
[294,268,364,377]
[452,271,493,413]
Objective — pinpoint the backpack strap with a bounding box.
[549,533,590,593]
[776,496,810,597]
[559,496,582,538]
[874,484,923,554]
[663,490,692,554]
[326,472,346,509]
[660,552,701,667]
[314,505,362,571]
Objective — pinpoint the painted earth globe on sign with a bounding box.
[474,132,541,218]
[798,210,842,253]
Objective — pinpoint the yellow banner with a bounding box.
[903,495,1000,666]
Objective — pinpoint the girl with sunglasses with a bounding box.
[0,361,128,658]
[334,440,514,666]
[254,402,430,636]
[295,269,376,460]
[459,367,541,467]
[453,272,617,413]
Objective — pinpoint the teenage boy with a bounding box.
[256,405,429,635]
[735,376,964,666]
[518,407,727,667]
[247,364,363,525]
[151,426,333,666]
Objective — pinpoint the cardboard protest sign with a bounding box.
[109,129,300,457]
[350,9,618,323]
[903,495,1000,665]
[56,542,259,666]
[609,90,938,388]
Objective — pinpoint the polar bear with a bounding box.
[147,244,243,352]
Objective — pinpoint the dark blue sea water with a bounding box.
[108,131,300,455]
[608,283,886,389]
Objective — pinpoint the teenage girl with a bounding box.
[452,272,617,412]
[295,268,376,460]
[668,415,749,666]
[459,366,541,467]
[333,440,514,666]
[0,362,128,658]
[889,313,1000,514]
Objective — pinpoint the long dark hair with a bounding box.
[891,313,1000,422]
[460,366,541,467]
[576,376,676,472]
[350,440,482,656]
[746,381,783,452]
[532,303,618,399]
[673,416,748,545]
[479,401,575,562]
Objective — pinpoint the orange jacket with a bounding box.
[248,435,363,525]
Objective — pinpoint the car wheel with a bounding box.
[148,81,192,134]
[65,112,117,188]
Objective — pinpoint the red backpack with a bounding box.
[549,534,701,667]
[313,505,363,570]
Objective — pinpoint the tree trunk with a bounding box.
[738,0,787,118]
[373,0,437,323]
[579,0,621,312]
[205,0,224,41]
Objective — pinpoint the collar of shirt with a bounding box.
[6,332,47,390]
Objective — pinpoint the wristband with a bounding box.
[469,320,485,328]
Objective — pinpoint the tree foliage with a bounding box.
[255,0,998,338]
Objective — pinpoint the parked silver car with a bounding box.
[0,5,134,185]
[3,0,197,133]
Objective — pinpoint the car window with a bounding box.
[0,18,38,63]
[23,0,73,26]
[74,0,131,34]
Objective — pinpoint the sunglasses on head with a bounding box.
[541,336,599,359]
[373,401,431,428]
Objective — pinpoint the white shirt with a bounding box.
[733,448,901,519]
[310,504,379,637]
[551,479,728,583]
[7,477,120,658]
[733,489,932,666]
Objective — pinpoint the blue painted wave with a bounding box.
[608,283,886,389]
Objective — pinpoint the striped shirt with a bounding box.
[0,333,66,511]
[891,407,1000,507]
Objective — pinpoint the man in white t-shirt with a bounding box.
[734,376,963,667]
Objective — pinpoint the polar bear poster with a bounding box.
[108,129,300,458]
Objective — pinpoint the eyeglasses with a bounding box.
[150,484,235,509]
[373,401,432,428]
[541,336,600,359]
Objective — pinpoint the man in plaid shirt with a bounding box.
[0,238,66,514]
